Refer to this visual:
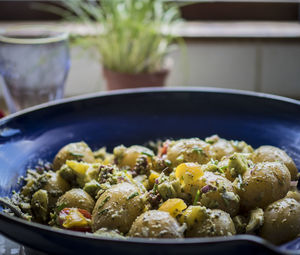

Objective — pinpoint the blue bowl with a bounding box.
[0,88,299,255]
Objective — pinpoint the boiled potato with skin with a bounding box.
[56,188,95,213]
[42,171,70,209]
[182,171,240,216]
[53,142,95,171]
[239,162,291,211]
[92,182,145,233]
[128,210,184,238]
[113,145,154,169]
[260,197,300,244]
[286,191,300,202]
[197,172,240,216]
[167,138,211,167]
[252,145,298,181]
[210,138,236,160]
[186,209,236,237]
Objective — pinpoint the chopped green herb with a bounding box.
[220,165,228,170]
[238,174,243,183]
[176,154,184,162]
[205,139,215,144]
[141,151,154,158]
[193,189,201,206]
[237,174,243,189]
[210,159,219,165]
[164,159,171,166]
[98,208,109,216]
[192,147,203,154]
[216,167,224,174]
[56,203,67,213]
[69,152,84,157]
[98,196,111,210]
[52,203,67,221]
[127,192,139,200]
[153,183,158,193]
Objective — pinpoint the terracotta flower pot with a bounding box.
[102,67,169,90]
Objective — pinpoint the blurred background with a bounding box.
[0,0,300,111]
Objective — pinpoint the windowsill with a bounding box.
[178,21,300,39]
[1,20,300,111]
[1,21,300,39]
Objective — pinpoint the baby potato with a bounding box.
[92,182,145,234]
[286,191,300,203]
[56,188,95,213]
[252,145,298,181]
[186,209,236,237]
[42,171,70,209]
[210,138,236,160]
[260,198,300,244]
[239,162,291,211]
[128,210,184,238]
[53,142,95,171]
[167,138,211,167]
[113,145,154,169]
[197,172,240,217]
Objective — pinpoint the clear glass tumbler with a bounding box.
[0,30,70,113]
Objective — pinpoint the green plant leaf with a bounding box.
[41,0,183,74]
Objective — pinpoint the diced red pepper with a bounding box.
[0,110,5,118]
[77,208,92,219]
[159,141,169,157]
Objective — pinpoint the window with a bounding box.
[0,0,299,21]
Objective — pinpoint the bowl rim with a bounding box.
[0,87,299,254]
[1,87,299,125]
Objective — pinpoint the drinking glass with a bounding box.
[0,29,70,113]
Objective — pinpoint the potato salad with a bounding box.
[6,135,300,245]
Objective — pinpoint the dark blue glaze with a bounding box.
[0,88,299,254]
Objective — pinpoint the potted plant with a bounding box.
[51,0,182,90]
